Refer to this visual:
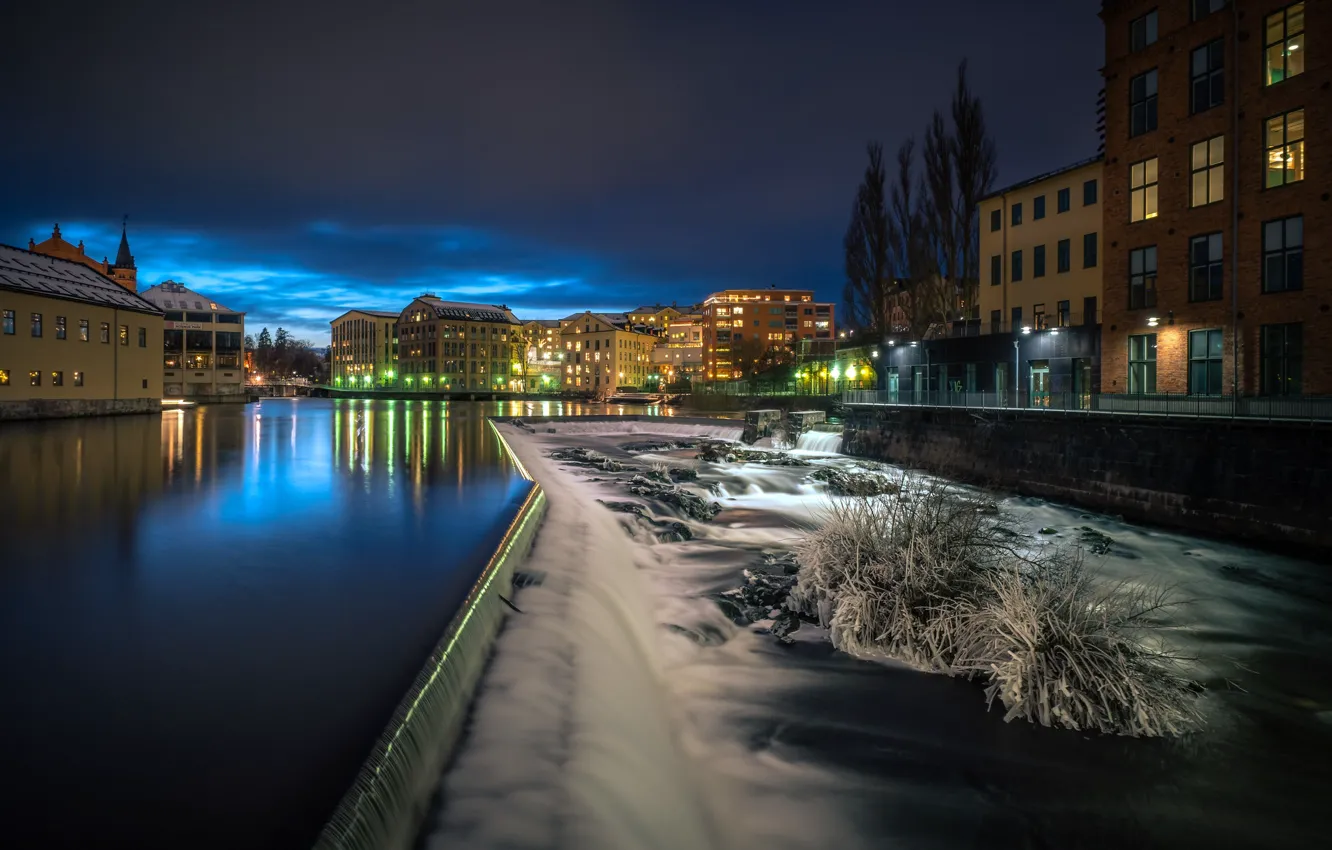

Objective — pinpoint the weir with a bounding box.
[794,430,843,453]
[312,419,546,850]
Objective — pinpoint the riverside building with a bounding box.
[1100,0,1326,396]
[1,243,163,418]
[139,281,247,402]
[701,288,835,380]
[559,311,657,391]
[396,295,522,391]
[330,309,398,388]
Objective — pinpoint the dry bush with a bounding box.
[954,556,1204,737]
[789,476,1005,670]
[790,475,1203,737]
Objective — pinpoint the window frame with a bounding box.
[1129,69,1158,137]
[1192,0,1227,21]
[1083,179,1098,206]
[1130,157,1159,222]
[1190,39,1225,114]
[1190,136,1225,208]
[31,312,42,338]
[1083,233,1098,268]
[1057,187,1070,213]
[1260,322,1302,396]
[1189,232,1224,302]
[1264,108,1305,189]
[1129,245,1158,310]
[1130,9,1158,53]
[79,319,89,341]
[1011,249,1023,282]
[1057,239,1071,274]
[1,309,13,335]
[1012,203,1023,226]
[1057,300,1071,327]
[990,209,1001,232]
[1033,244,1046,278]
[1262,215,1304,293]
[100,322,110,344]
[1187,328,1225,396]
[1264,2,1306,87]
[1128,333,1157,394]
[1033,195,1046,220]
[990,254,1002,286]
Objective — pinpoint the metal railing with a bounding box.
[840,390,1332,422]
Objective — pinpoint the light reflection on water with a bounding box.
[0,398,661,850]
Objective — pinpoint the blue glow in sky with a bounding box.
[27,219,686,345]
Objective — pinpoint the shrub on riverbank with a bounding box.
[788,482,1203,737]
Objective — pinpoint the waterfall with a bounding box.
[795,430,843,454]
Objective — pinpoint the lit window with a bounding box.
[1129,70,1158,136]
[1129,246,1157,310]
[1129,158,1158,222]
[1191,39,1224,113]
[1129,9,1157,52]
[29,371,41,387]
[1191,136,1224,207]
[51,371,63,387]
[118,325,129,346]
[0,369,8,386]
[55,316,66,340]
[1189,233,1224,302]
[1264,109,1305,188]
[79,319,88,341]
[1264,3,1305,86]
[1262,216,1303,293]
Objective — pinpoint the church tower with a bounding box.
[109,217,137,293]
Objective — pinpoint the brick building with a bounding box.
[701,288,835,380]
[1100,0,1325,396]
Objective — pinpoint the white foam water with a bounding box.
[794,430,842,454]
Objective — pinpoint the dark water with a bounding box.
[0,398,624,849]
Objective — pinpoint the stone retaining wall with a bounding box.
[0,397,162,422]
[843,405,1332,553]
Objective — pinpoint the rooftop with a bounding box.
[331,308,399,322]
[981,154,1105,202]
[0,244,162,315]
[140,280,241,314]
[415,295,520,324]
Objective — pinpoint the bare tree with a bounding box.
[950,61,998,319]
[842,143,890,333]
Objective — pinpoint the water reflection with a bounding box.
[0,399,549,850]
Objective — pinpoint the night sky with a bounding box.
[2,0,1102,344]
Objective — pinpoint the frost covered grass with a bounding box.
[956,559,1203,737]
[789,479,1204,737]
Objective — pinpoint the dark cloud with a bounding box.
[1,0,1103,343]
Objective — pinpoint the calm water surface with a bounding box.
[0,398,662,849]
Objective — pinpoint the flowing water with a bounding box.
[428,423,1332,850]
[794,430,843,453]
[0,398,672,850]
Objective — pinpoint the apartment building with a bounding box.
[1,244,163,417]
[701,288,835,380]
[1100,0,1325,395]
[330,309,398,387]
[519,318,564,391]
[139,281,246,401]
[625,304,684,335]
[651,313,705,384]
[395,296,521,391]
[559,311,657,391]
[980,156,1105,334]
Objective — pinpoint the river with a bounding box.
[0,398,670,849]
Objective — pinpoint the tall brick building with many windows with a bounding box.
[1100,0,1326,396]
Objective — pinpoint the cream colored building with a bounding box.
[559,311,657,391]
[396,296,521,391]
[979,156,1103,334]
[517,319,564,391]
[1,244,163,418]
[330,309,398,387]
[626,304,683,335]
[651,314,704,384]
[139,281,247,401]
